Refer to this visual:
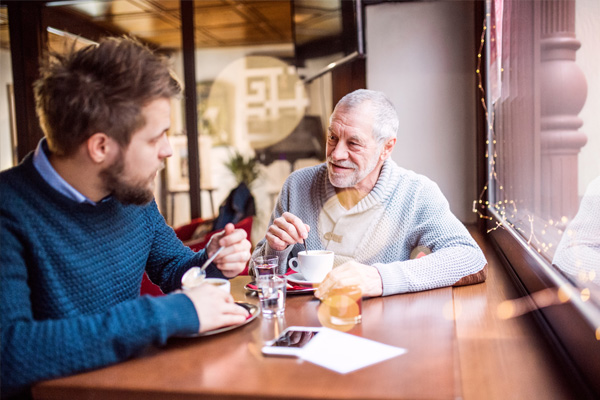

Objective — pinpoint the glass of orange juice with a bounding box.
[321,285,362,326]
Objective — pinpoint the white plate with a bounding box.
[286,273,323,286]
[175,302,259,338]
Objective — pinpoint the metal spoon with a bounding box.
[181,246,224,289]
[200,246,224,272]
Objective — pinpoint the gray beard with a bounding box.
[327,154,380,188]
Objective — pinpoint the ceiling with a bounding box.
[0,1,343,52]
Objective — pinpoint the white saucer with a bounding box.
[287,273,323,286]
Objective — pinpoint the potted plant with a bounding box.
[223,151,260,187]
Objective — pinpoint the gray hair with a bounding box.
[330,89,399,144]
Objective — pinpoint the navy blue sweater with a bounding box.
[0,153,219,398]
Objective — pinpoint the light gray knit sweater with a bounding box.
[252,159,487,296]
[553,176,600,286]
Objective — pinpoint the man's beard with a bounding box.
[99,156,157,206]
[327,151,380,188]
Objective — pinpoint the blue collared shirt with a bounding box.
[32,138,97,205]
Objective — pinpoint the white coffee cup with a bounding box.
[288,250,334,283]
[181,268,230,293]
[203,278,231,293]
[181,267,205,290]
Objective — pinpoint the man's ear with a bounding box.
[86,133,114,164]
[380,137,396,161]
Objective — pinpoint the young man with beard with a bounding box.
[252,89,487,299]
[0,37,250,398]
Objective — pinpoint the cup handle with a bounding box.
[288,257,300,272]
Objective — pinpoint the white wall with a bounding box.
[366,1,478,223]
[0,48,14,171]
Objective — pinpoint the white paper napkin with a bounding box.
[299,327,407,374]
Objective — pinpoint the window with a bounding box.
[0,4,15,171]
[479,0,599,394]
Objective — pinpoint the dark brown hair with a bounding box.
[34,36,181,156]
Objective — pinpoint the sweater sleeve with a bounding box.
[0,205,200,397]
[144,201,225,293]
[373,179,487,295]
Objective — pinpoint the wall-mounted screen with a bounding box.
[293,0,364,82]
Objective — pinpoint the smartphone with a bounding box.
[261,326,322,357]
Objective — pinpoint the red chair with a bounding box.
[140,274,165,297]
[173,217,215,243]
[140,217,253,296]
[180,217,252,253]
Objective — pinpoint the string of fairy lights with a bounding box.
[476,5,599,337]
[472,9,567,257]
[472,11,520,235]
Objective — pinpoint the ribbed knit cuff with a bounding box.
[154,292,200,337]
[372,262,411,296]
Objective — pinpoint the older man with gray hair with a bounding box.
[253,89,487,298]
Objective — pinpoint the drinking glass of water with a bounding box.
[256,274,287,317]
[252,255,279,277]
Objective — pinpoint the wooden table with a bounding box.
[32,228,581,399]
[33,279,457,399]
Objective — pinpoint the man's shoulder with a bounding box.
[0,153,35,183]
[0,162,24,181]
[0,162,33,202]
[379,162,448,212]
[388,162,439,192]
[284,162,327,185]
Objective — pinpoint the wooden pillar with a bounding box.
[7,1,46,161]
[331,57,366,106]
[180,0,202,220]
[539,0,587,220]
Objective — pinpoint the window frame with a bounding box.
[480,1,600,396]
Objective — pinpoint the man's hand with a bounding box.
[266,212,310,251]
[314,261,383,299]
[183,283,249,333]
[206,223,251,278]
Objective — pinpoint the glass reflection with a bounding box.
[553,176,600,300]
[481,0,600,306]
[204,55,308,151]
